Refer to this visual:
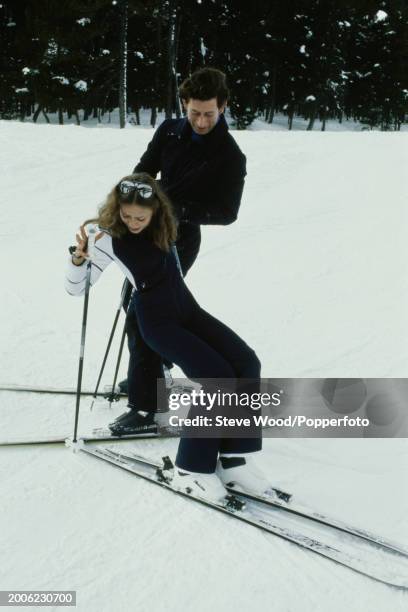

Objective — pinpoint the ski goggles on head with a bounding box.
[118,180,154,199]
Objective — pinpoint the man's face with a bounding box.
[183,97,225,135]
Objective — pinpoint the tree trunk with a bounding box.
[154,9,163,117]
[135,107,140,125]
[306,116,315,130]
[321,107,326,131]
[58,106,64,125]
[306,103,316,131]
[288,110,294,130]
[174,11,182,118]
[165,0,178,119]
[74,110,80,126]
[119,0,128,129]
[268,57,278,124]
[42,109,50,123]
[33,104,42,123]
[151,107,157,127]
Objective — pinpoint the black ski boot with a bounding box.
[111,408,134,425]
[109,409,157,436]
[117,379,128,395]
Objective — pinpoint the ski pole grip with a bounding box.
[87,226,97,260]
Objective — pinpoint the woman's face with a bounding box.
[120,203,153,234]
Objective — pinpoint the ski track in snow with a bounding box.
[0,120,407,611]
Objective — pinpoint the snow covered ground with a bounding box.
[0,119,407,611]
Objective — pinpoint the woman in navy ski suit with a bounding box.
[65,173,261,477]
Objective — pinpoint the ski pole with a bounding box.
[90,278,131,408]
[73,226,97,443]
[107,309,130,406]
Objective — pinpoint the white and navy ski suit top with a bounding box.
[65,227,191,348]
[65,228,179,297]
[66,226,224,365]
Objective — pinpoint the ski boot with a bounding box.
[108,408,157,436]
[117,379,128,395]
[171,466,245,510]
[216,454,279,500]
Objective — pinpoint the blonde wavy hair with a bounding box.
[84,173,177,251]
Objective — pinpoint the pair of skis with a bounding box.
[0,383,188,446]
[80,444,408,590]
[2,384,408,588]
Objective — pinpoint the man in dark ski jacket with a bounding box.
[110,67,247,435]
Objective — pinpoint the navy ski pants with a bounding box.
[135,282,262,473]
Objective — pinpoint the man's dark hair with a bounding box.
[179,68,229,108]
